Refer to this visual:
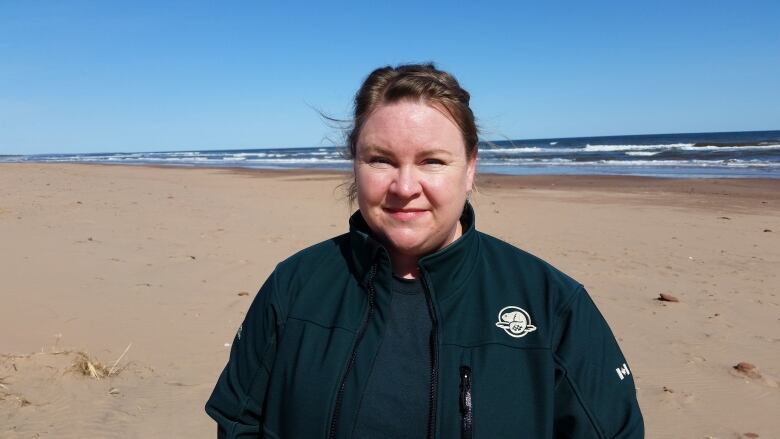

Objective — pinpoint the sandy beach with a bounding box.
[1,163,778,438]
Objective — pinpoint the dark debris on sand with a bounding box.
[657,293,680,303]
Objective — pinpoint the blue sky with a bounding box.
[2,1,779,155]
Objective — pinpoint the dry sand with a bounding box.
[1,163,778,438]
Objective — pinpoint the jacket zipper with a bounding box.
[459,366,473,439]
[327,264,377,439]
[420,272,439,439]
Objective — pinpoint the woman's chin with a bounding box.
[384,236,438,260]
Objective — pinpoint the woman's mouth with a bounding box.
[383,207,427,221]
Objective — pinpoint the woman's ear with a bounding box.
[465,152,477,192]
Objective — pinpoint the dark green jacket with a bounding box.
[205,205,644,438]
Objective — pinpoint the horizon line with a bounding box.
[2,128,779,157]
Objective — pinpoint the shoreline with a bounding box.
[7,160,780,188]
[6,162,780,210]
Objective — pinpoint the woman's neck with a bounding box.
[388,221,464,279]
[390,255,420,279]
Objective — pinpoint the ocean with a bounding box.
[3,130,779,178]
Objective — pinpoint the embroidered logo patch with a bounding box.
[495,306,537,338]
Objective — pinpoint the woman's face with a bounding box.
[355,100,476,261]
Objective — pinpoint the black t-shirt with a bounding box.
[352,275,432,439]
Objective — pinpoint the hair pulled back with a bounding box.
[347,63,477,159]
[345,63,478,203]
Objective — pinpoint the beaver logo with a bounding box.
[495,306,537,338]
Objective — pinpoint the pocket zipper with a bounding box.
[460,366,473,439]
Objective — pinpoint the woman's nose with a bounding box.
[389,166,421,199]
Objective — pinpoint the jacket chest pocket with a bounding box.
[460,366,473,439]
[450,348,557,439]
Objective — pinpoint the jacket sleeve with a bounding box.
[551,286,644,439]
[205,272,281,438]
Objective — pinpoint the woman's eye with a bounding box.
[368,156,392,166]
[422,158,445,166]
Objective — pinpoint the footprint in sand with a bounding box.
[659,385,696,406]
[731,362,779,388]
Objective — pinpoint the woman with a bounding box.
[206,64,644,438]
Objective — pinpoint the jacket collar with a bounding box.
[348,203,480,302]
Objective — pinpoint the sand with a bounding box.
[1,163,778,438]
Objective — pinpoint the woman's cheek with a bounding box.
[358,169,390,200]
[420,174,449,199]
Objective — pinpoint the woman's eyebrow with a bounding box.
[419,148,454,157]
[359,145,394,155]
[359,145,453,157]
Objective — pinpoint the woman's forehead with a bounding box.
[357,101,464,152]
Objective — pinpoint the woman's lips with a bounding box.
[383,207,427,221]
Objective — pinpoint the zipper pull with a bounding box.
[460,366,473,439]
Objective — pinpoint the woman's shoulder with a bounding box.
[261,233,359,324]
[277,232,349,267]
[272,233,352,283]
[475,231,583,297]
